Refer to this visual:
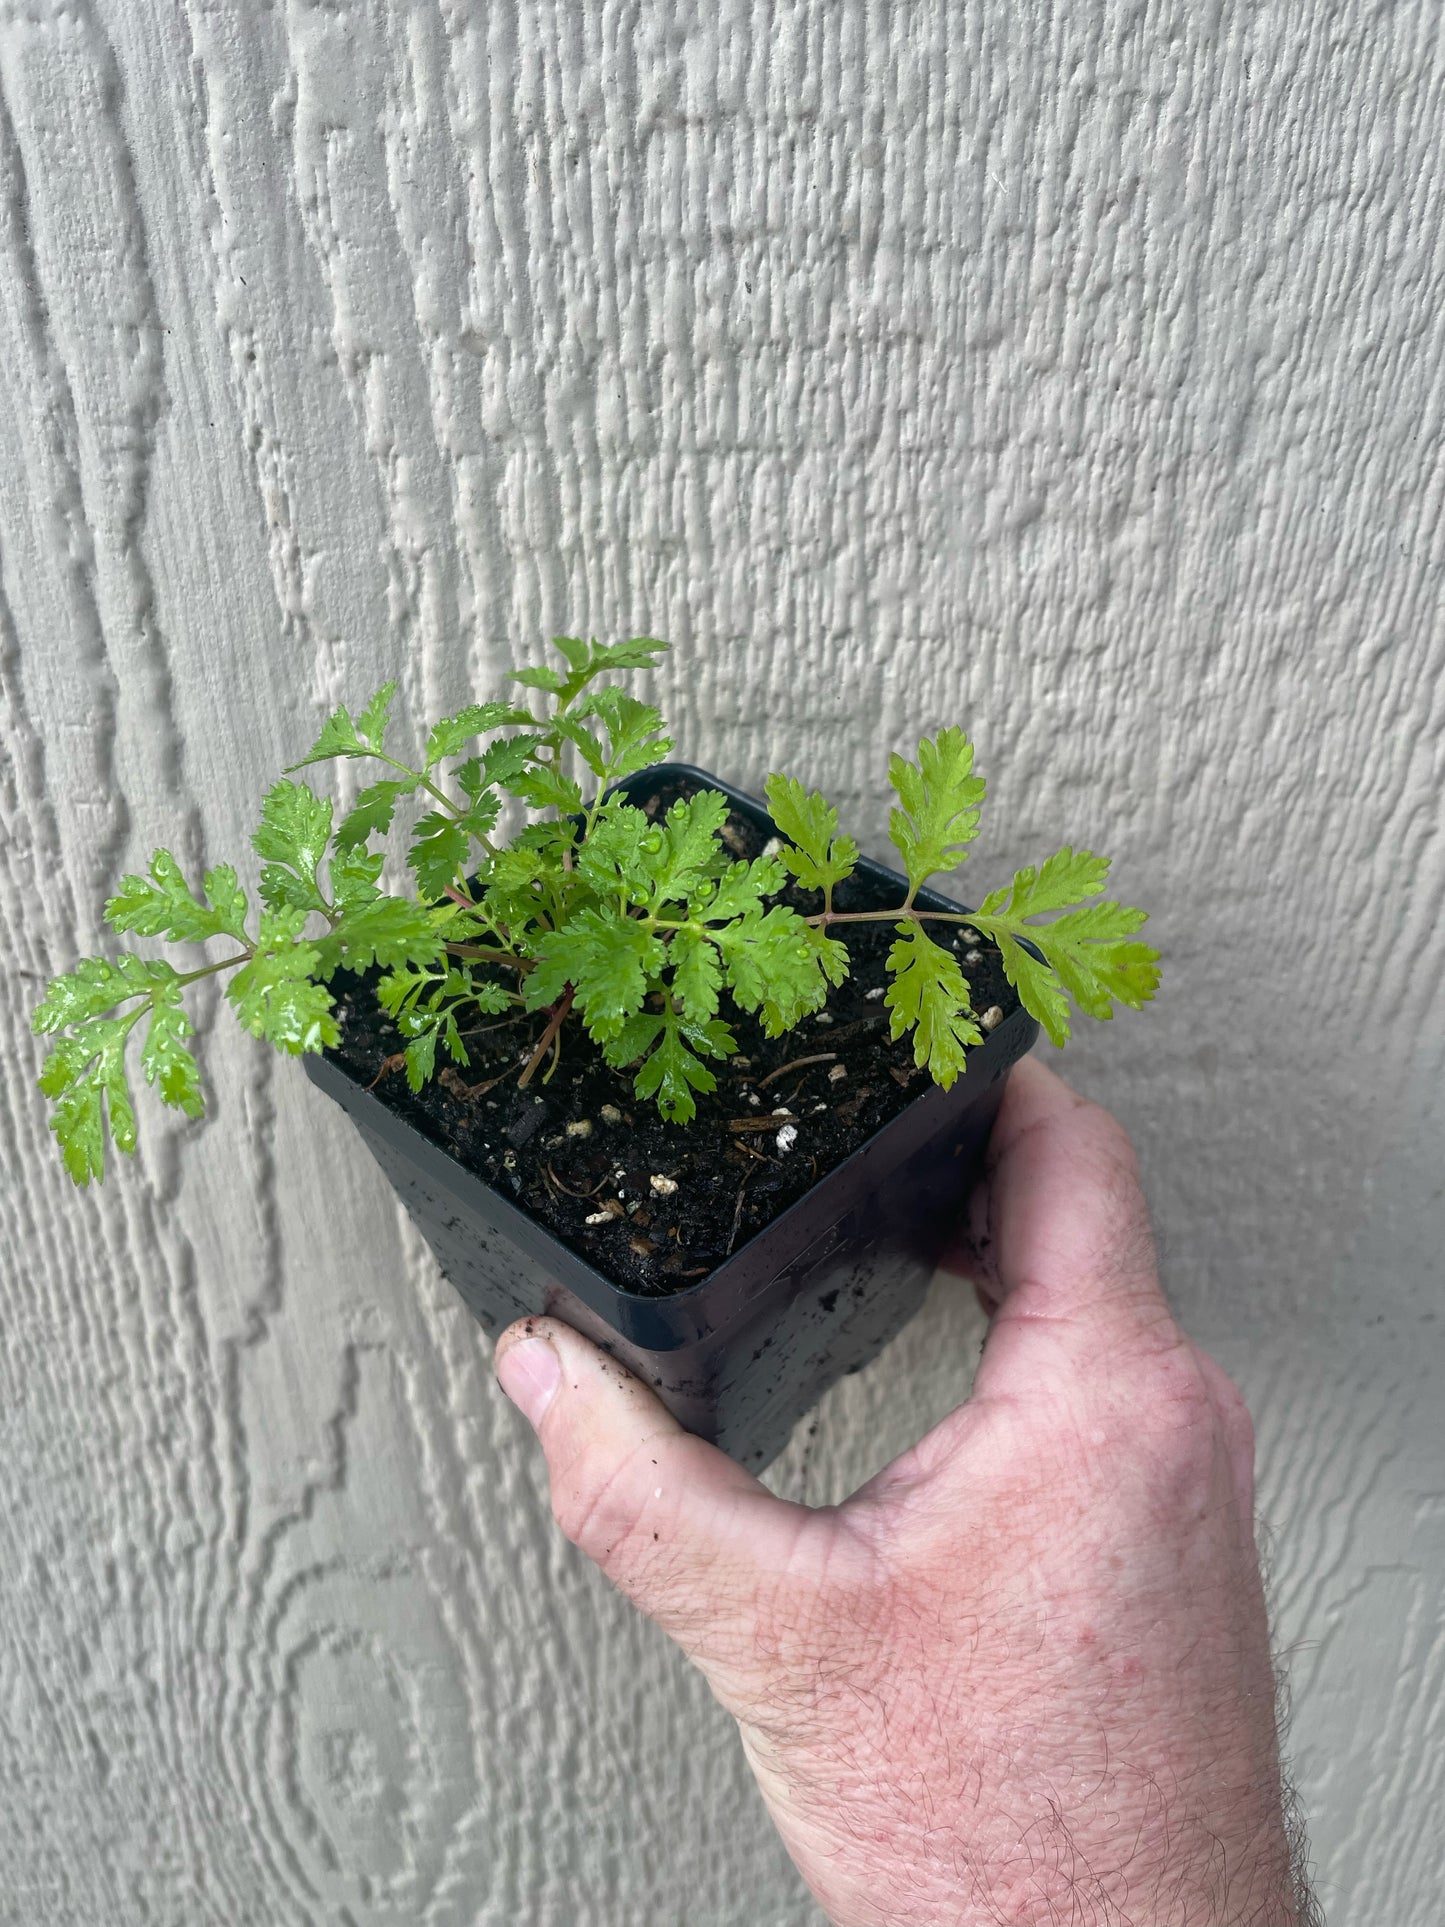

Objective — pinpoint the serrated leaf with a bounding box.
[39,1012,140,1184]
[577,687,673,781]
[425,702,534,769]
[884,922,982,1089]
[524,908,663,1041]
[550,713,608,776]
[335,777,418,852]
[457,735,539,799]
[324,897,445,974]
[252,780,333,912]
[404,1028,438,1092]
[596,636,668,671]
[33,953,176,1032]
[887,728,986,891]
[763,775,859,897]
[202,865,250,941]
[409,812,468,900]
[668,926,722,1023]
[328,846,385,913]
[633,1018,718,1124]
[576,796,652,901]
[990,937,1072,1047]
[511,763,584,815]
[226,918,337,1054]
[51,1078,106,1185]
[141,986,203,1116]
[106,850,249,944]
[480,845,549,934]
[552,635,592,673]
[643,790,729,905]
[970,849,1161,1045]
[357,680,398,752]
[691,854,785,924]
[511,665,567,693]
[714,904,836,1036]
[512,637,668,712]
[600,1012,664,1071]
[974,848,1115,922]
[286,705,365,770]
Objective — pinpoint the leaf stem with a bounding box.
[517,986,574,1088]
[175,951,253,986]
[372,751,500,859]
[804,907,981,929]
[443,944,533,971]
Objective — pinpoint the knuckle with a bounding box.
[550,1437,651,1570]
[1105,1347,1249,1515]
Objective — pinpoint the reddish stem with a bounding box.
[517,985,575,1088]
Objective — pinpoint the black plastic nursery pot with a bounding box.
[304,764,1039,1472]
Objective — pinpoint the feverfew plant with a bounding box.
[32,638,1161,1184]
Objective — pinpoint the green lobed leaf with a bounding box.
[884,922,982,1090]
[524,908,664,1042]
[511,763,584,815]
[225,911,337,1054]
[252,780,333,913]
[511,665,566,693]
[106,850,250,944]
[689,854,785,924]
[33,953,176,1033]
[887,728,987,891]
[425,702,534,769]
[408,793,500,901]
[667,925,722,1024]
[328,846,385,912]
[641,790,729,906]
[38,1012,141,1185]
[286,705,365,770]
[321,897,446,975]
[512,637,669,713]
[971,849,1161,1046]
[549,713,608,777]
[600,1011,664,1071]
[632,1015,724,1124]
[714,904,844,1037]
[480,845,550,935]
[457,735,539,799]
[140,985,203,1116]
[335,777,418,852]
[627,1011,734,1122]
[974,848,1115,922]
[357,681,398,752]
[577,687,673,781]
[576,796,653,902]
[763,775,859,897]
[50,1078,107,1185]
[403,1027,438,1092]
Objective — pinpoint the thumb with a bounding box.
[494,1317,809,1673]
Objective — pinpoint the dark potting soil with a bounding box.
[327,784,1019,1297]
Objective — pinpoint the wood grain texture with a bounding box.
[0,2,1441,1921]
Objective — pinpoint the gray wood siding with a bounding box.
[1,5,1441,1922]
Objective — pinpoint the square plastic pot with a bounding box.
[304,763,1038,1472]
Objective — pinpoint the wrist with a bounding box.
[749,1726,1301,1927]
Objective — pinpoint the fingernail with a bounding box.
[496,1334,561,1429]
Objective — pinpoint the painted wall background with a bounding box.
[1,4,1441,1922]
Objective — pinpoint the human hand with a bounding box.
[494,1059,1307,1926]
